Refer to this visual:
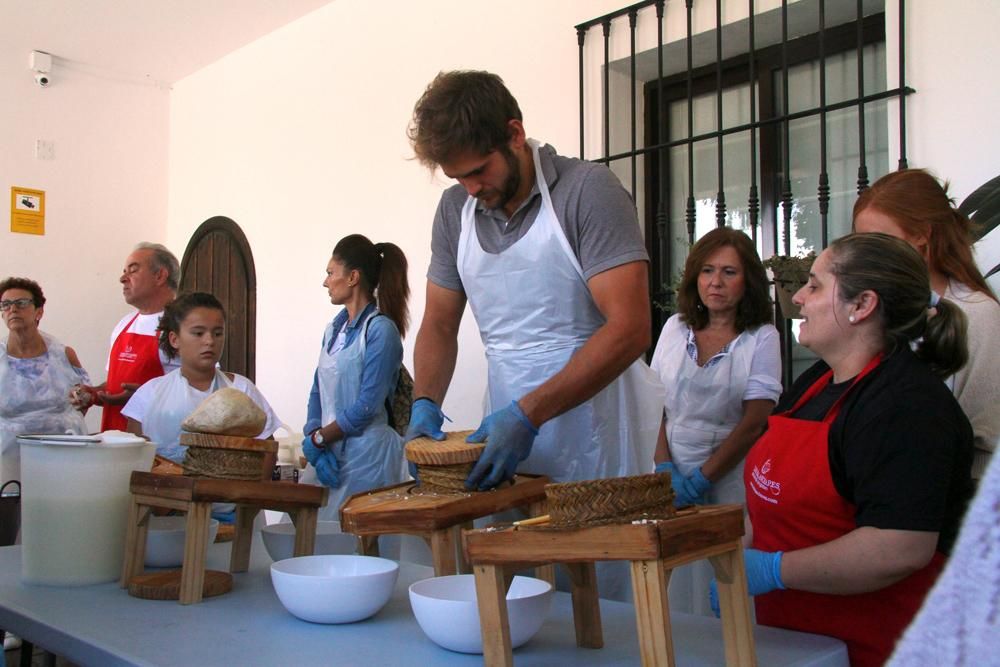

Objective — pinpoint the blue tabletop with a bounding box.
[0,538,847,666]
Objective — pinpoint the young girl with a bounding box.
[123,292,280,466]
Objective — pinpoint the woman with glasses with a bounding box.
[0,277,89,484]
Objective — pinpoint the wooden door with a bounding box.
[179,217,257,381]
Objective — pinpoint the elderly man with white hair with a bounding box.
[71,242,180,430]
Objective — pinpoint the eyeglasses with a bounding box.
[0,298,35,312]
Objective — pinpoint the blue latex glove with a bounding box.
[404,398,449,442]
[465,401,539,491]
[408,460,420,483]
[314,451,341,488]
[709,548,785,616]
[301,434,323,466]
[677,467,712,506]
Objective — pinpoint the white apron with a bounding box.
[457,140,664,600]
[457,139,664,484]
[305,310,403,523]
[654,314,759,616]
[0,333,88,484]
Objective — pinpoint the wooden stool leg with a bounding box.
[630,559,675,667]
[291,508,318,557]
[526,501,556,584]
[179,502,212,605]
[229,505,259,572]
[430,528,457,576]
[474,564,513,667]
[565,562,604,649]
[359,534,380,557]
[709,543,757,667]
[120,501,151,587]
[456,522,473,574]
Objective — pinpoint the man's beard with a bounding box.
[481,146,521,213]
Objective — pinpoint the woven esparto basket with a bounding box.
[544,472,676,528]
[179,433,277,481]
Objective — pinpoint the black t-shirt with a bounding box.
[775,347,974,554]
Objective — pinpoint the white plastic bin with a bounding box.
[17,434,154,585]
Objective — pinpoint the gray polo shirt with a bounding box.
[427,143,648,293]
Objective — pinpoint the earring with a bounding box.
[848,315,856,323]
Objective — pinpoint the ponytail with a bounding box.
[915,298,969,378]
[332,235,410,338]
[373,242,410,338]
[829,233,969,378]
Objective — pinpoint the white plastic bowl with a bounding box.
[144,516,220,568]
[261,520,357,562]
[409,574,553,654]
[270,555,399,624]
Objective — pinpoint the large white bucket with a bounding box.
[17,434,155,585]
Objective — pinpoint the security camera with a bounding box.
[34,73,50,87]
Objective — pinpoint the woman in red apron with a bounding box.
[742,233,974,666]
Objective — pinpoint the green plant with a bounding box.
[763,252,816,319]
[763,252,816,285]
[653,272,684,316]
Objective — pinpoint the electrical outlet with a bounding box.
[34,139,54,160]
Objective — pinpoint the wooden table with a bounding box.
[0,542,849,666]
[340,474,550,577]
[463,504,755,667]
[119,471,327,604]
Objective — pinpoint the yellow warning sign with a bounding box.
[11,186,45,235]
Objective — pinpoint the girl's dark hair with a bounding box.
[829,233,968,377]
[853,168,997,302]
[0,277,46,308]
[157,292,226,359]
[332,234,410,338]
[676,227,773,331]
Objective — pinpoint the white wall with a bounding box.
[887,0,1000,292]
[3,0,993,438]
[167,0,633,433]
[0,48,170,431]
[167,0,1000,434]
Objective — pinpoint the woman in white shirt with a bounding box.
[122,292,279,478]
[650,227,781,615]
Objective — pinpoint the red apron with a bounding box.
[101,313,164,431]
[745,355,944,667]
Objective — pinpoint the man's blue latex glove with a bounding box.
[314,451,341,488]
[710,548,785,616]
[677,467,712,506]
[465,401,539,491]
[404,398,448,442]
[301,434,323,466]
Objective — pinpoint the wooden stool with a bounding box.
[462,504,756,667]
[120,471,328,604]
[339,475,551,579]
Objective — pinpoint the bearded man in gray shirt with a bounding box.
[406,70,664,497]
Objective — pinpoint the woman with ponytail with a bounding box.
[301,234,410,520]
[731,233,974,667]
[854,169,1000,480]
